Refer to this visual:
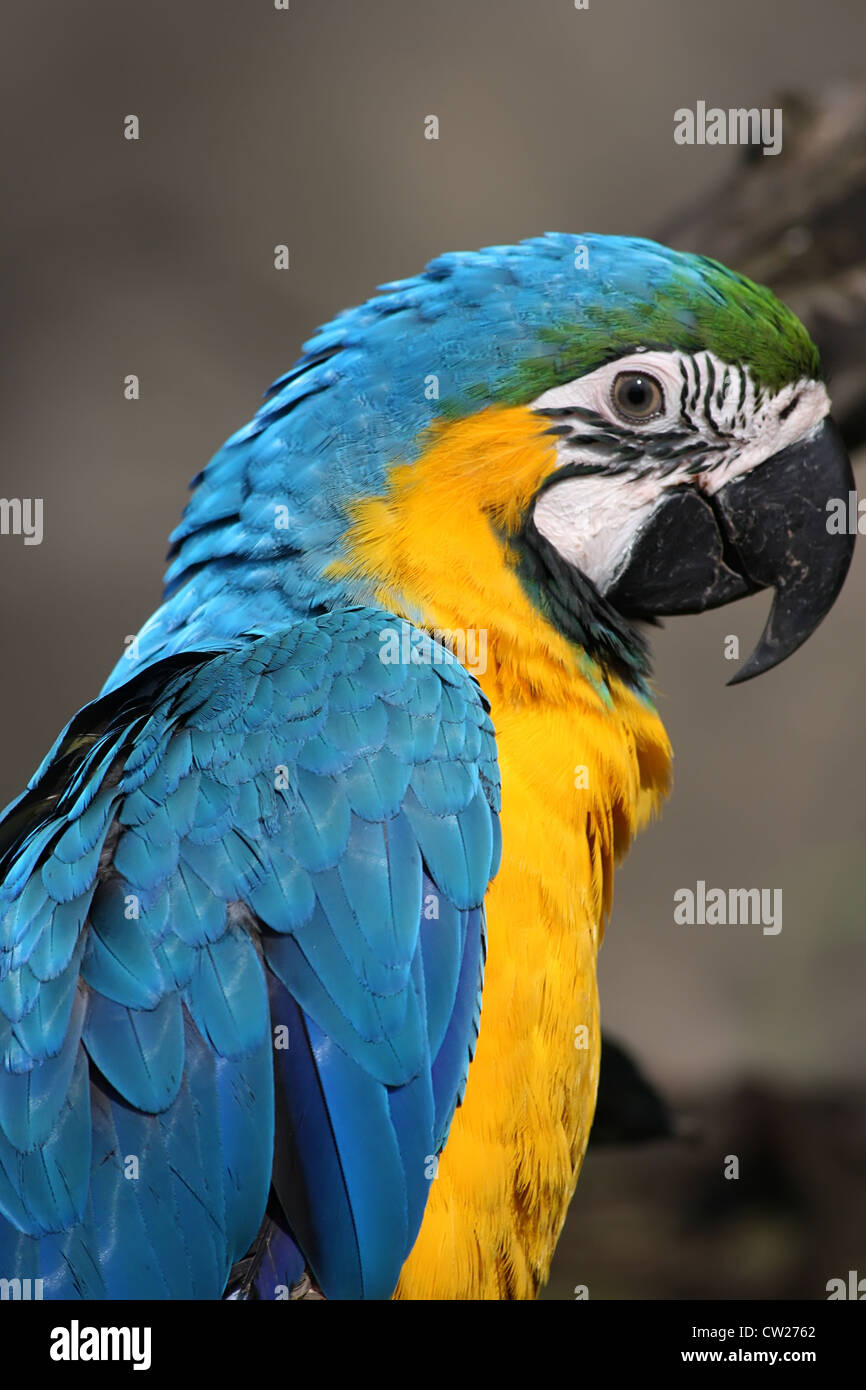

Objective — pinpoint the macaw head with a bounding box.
[158,234,854,695]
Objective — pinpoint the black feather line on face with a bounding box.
[688,359,702,420]
[702,357,731,440]
[778,391,802,422]
[717,367,731,414]
[536,426,729,482]
[536,405,612,429]
[509,512,653,691]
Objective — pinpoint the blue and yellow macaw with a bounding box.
[0,235,854,1300]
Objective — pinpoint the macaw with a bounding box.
[0,235,854,1301]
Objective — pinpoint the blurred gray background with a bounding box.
[1,0,864,1299]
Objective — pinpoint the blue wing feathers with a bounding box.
[0,609,500,1297]
[82,991,184,1113]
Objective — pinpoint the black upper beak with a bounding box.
[607,416,856,684]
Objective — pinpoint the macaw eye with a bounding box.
[611,372,664,422]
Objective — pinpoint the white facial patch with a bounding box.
[530,349,830,592]
[533,472,669,593]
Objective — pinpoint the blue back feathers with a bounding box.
[0,611,499,1298]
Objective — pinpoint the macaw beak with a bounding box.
[606,416,856,684]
